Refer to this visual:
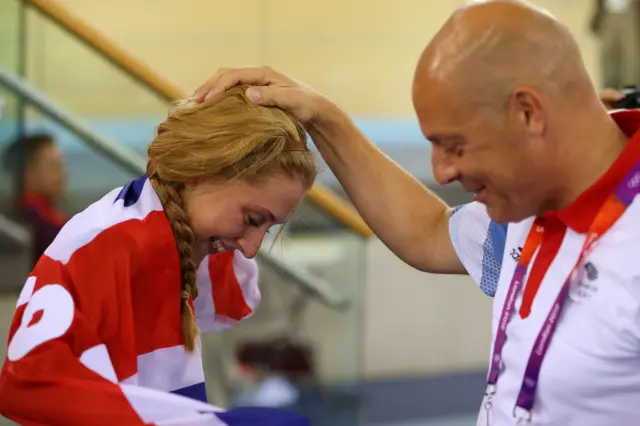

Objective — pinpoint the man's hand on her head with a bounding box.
[191,66,334,124]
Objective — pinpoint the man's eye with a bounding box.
[446,145,463,156]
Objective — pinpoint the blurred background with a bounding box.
[0,0,635,425]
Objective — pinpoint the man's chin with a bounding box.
[485,203,529,225]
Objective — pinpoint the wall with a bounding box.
[363,239,492,378]
[0,0,24,139]
[23,0,602,119]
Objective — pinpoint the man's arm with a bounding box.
[193,67,466,274]
[307,107,464,273]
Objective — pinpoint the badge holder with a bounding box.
[513,406,532,425]
[476,384,495,426]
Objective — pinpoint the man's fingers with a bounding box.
[190,66,317,121]
[203,68,271,101]
[245,86,293,108]
[245,86,313,122]
[599,88,624,104]
[192,67,285,102]
[598,88,624,110]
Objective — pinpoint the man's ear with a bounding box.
[510,87,546,137]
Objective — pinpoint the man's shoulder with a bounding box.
[449,202,510,296]
[449,202,509,245]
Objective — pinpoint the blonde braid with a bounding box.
[148,170,199,351]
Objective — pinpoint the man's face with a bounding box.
[26,142,67,202]
[413,82,552,223]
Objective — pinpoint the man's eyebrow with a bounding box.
[426,133,465,144]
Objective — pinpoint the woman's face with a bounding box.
[183,173,306,259]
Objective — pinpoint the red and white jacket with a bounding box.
[0,176,262,425]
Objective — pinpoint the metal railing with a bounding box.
[0,213,31,249]
[0,66,348,310]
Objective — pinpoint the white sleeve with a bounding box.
[449,202,506,297]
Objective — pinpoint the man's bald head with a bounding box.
[413,0,618,224]
[413,0,591,109]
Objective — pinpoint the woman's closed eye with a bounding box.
[246,216,273,234]
[246,215,266,229]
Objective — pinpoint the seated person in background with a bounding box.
[2,132,68,266]
[0,86,316,426]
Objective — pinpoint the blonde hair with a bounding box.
[147,85,316,351]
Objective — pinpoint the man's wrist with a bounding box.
[309,99,356,140]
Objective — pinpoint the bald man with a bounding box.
[194,1,640,424]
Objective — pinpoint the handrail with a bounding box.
[0,66,348,309]
[0,67,148,176]
[24,0,373,238]
[0,213,31,248]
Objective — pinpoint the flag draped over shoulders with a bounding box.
[0,176,305,425]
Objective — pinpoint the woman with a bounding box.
[0,86,316,425]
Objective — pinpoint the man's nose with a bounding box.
[431,148,460,185]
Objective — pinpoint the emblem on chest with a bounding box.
[568,261,600,302]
